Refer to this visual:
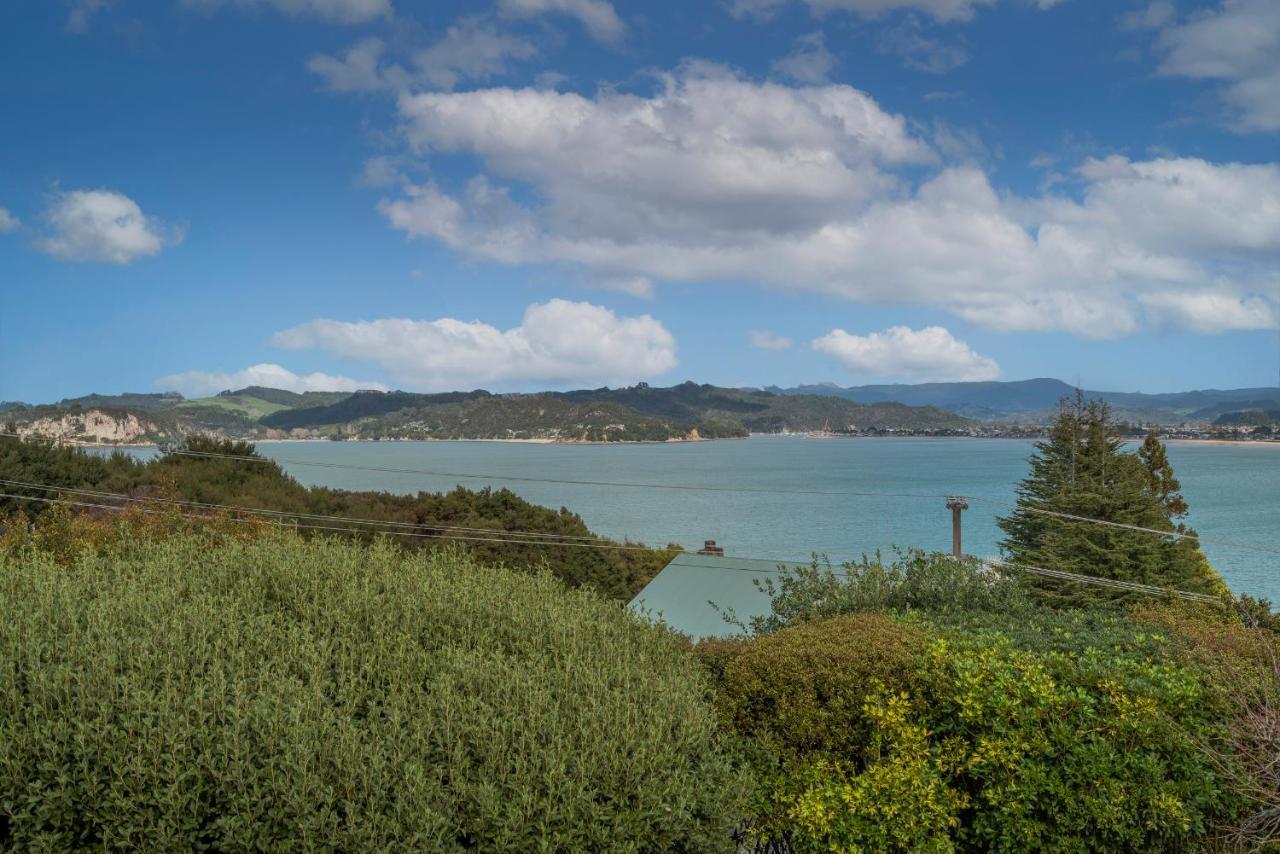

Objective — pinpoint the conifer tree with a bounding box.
[998,393,1225,606]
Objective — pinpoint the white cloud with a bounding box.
[371,63,1280,338]
[413,18,539,91]
[1153,0,1280,132]
[772,32,838,83]
[1141,290,1279,333]
[308,37,391,93]
[181,0,391,24]
[749,330,794,350]
[498,0,625,43]
[271,299,678,389]
[389,63,935,247]
[813,325,1000,381]
[309,23,539,95]
[728,0,1060,23]
[38,189,179,264]
[156,363,387,398]
[0,208,19,233]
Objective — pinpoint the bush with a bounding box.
[741,550,1026,635]
[711,613,927,758]
[0,534,748,851]
[714,611,1239,852]
[916,632,1233,851]
[0,437,674,600]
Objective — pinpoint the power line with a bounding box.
[0,434,959,500]
[4,432,1278,555]
[0,478,626,544]
[984,558,1223,605]
[996,502,1280,557]
[0,490,1231,604]
[0,492,665,553]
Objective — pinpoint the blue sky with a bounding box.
[2,0,1279,402]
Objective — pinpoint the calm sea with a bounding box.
[111,437,1280,602]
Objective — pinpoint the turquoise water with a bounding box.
[112,437,1280,602]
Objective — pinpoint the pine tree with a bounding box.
[998,394,1225,606]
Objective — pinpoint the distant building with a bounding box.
[628,550,808,638]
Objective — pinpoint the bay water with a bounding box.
[114,436,1280,602]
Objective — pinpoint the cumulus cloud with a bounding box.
[772,32,838,83]
[1140,290,1279,333]
[498,0,624,43]
[156,363,386,398]
[372,62,1280,338]
[813,325,1000,381]
[388,63,934,245]
[181,0,391,24]
[749,331,794,350]
[271,299,678,389]
[1153,0,1280,132]
[38,189,179,264]
[0,208,19,233]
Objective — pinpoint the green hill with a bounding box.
[261,382,974,440]
[9,382,974,443]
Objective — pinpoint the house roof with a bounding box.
[628,551,808,639]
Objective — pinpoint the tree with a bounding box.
[998,393,1225,606]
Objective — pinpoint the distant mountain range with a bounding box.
[1,382,974,444]
[6,378,1276,444]
[767,378,1280,425]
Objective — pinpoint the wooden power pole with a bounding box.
[945,496,969,559]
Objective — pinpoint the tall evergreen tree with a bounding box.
[998,393,1226,606]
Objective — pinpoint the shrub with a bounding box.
[712,613,927,758]
[0,535,748,851]
[716,611,1239,852]
[916,632,1233,851]
[741,550,1026,635]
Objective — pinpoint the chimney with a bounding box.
[697,539,724,556]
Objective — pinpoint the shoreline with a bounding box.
[22,433,1280,450]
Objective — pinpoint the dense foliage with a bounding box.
[0,534,748,851]
[734,550,1027,635]
[703,579,1248,852]
[998,394,1227,606]
[0,436,673,599]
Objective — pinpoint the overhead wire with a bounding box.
[0,487,1232,603]
[0,478,626,544]
[3,432,1278,556]
[0,492,665,553]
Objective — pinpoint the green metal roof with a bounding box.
[628,551,807,639]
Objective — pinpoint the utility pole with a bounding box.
[945,496,969,559]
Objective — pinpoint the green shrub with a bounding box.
[712,613,927,757]
[717,612,1239,852]
[0,534,747,851]
[743,550,1027,635]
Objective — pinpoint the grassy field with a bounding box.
[178,394,290,420]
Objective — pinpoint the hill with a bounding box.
[260,382,974,440]
[769,379,1280,424]
[4,382,973,443]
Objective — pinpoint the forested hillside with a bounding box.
[6,382,974,443]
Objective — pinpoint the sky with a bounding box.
[2,0,1279,402]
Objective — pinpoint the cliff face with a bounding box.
[16,409,157,444]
